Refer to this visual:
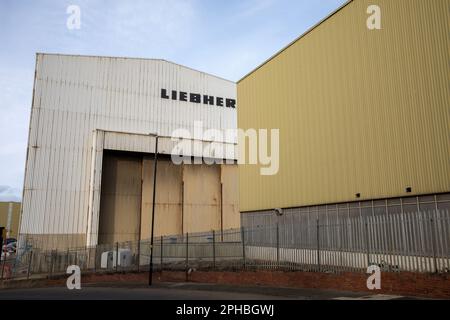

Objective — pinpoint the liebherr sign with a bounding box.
[161,89,236,109]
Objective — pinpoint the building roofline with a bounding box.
[237,0,353,83]
[35,52,236,84]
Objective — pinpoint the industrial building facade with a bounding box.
[19,54,239,250]
[0,202,21,240]
[18,0,449,252]
[238,0,450,225]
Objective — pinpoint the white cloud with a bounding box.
[0,185,21,202]
[0,0,347,196]
[60,0,198,56]
[0,66,31,193]
[237,0,276,18]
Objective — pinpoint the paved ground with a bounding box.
[0,282,418,300]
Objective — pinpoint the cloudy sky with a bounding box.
[0,0,346,201]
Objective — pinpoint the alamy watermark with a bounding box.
[366,265,381,290]
[66,265,81,290]
[367,5,381,30]
[170,121,280,176]
[66,5,81,30]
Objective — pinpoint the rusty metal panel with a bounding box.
[140,160,240,239]
[141,157,184,239]
[238,0,450,211]
[183,164,222,234]
[98,152,142,245]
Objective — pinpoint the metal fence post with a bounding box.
[85,246,88,271]
[38,251,42,273]
[185,233,189,281]
[160,235,163,272]
[317,219,320,272]
[93,246,97,273]
[137,239,141,272]
[430,211,438,273]
[115,242,119,272]
[49,251,54,279]
[212,230,216,270]
[365,219,370,267]
[55,249,58,274]
[148,236,155,284]
[1,238,6,280]
[27,250,33,280]
[276,223,280,269]
[241,227,246,269]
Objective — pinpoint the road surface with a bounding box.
[0,282,415,300]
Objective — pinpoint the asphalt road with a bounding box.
[0,282,413,300]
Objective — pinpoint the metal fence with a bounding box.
[1,209,449,281]
[244,209,450,273]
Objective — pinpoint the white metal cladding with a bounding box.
[20,53,237,244]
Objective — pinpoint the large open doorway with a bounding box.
[97,150,239,246]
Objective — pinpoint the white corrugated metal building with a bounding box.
[19,53,239,250]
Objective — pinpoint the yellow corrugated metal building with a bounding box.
[0,202,21,240]
[238,0,450,216]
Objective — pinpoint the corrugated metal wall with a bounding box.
[0,202,21,239]
[20,54,237,248]
[238,0,450,212]
[183,164,222,234]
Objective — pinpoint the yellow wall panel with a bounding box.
[238,0,450,211]
[0,202,21,239]
[221,165,240,229]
